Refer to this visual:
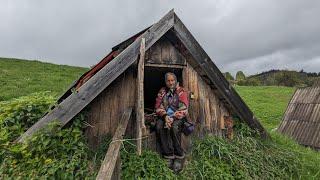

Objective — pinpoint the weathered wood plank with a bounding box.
[17,9,175,143]
[145,63,185,69]
[172,14,268,138]
[84,69,136,150]
[146,37,186,66]
[136,38,146,155]
[96,108,132,180]
[161,39,171,63]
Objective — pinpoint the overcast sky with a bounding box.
[1,0,320,76]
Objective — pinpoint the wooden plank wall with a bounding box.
[85,67,136,150]
[145,36,186,66]
[183,62,230,137]
[313,79,320,87]
[278,86,320,149]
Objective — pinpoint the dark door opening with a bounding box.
[144,66,183,113]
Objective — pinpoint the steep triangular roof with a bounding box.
[278,86,320,149]
[18,10,268,142]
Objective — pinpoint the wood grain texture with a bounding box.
[278,86,320,149]
[96,108,132,180]
[17,9,175,143]
[136,38,146,155]
[85,68,136,150]
[183,63,229,136]
[145,37,186,65]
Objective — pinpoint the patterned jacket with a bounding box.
[155,85,189,120]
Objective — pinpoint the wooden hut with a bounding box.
[278,86,320,150]
[313,79,320,87]
[17,10,268,179]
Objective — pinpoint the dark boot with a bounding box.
[173,158,183,173]
[164,158,174,170]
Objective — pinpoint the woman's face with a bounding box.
[165,74,176,89]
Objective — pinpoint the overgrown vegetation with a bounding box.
[120,123,320,179]
[121,142,176,179]
[0,93,105,179]
[0,57,88,101]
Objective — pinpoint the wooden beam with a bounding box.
[145,63,185,69]
[172,14,269,139]
[96,108,132,180]
[136,38,146,155]
[16,9,175,143]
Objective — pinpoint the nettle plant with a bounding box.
[0,92,97,179]
[0,92,55,142]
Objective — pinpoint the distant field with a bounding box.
[0,58,88,101]
[235,86,295,130]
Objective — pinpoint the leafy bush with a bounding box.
[0,92,100,179]
[237,79,261,86]
[121,141,176,179]
[224,72,234,81]
[236,71,246,81]
[0,92,56,142]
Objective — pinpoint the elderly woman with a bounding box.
[154,72,189,172]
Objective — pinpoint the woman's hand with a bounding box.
[165,116,173,128]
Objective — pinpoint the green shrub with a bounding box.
[224,72,234,81]
[0,119,93,179]
[120,141,176,179]
[237,79,261,86]
[0,92,55,142]
[236,71,246,81]
[0,92,100,179]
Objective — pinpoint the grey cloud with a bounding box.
[0,0,319,75]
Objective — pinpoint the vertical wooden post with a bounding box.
[136,38,146,155]
[96,108,132,180]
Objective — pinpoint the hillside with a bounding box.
[0,58,88,101]
[239,69,320,87]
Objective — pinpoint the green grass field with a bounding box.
[1,58,319,178]
[235,86,295,130]
[0,57,88,101]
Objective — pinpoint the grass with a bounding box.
[235,85,320,179]
[235,86,295,130]
[0,57,88,101]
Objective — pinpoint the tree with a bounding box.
[224,72,234,81]
[236,71,246,81]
